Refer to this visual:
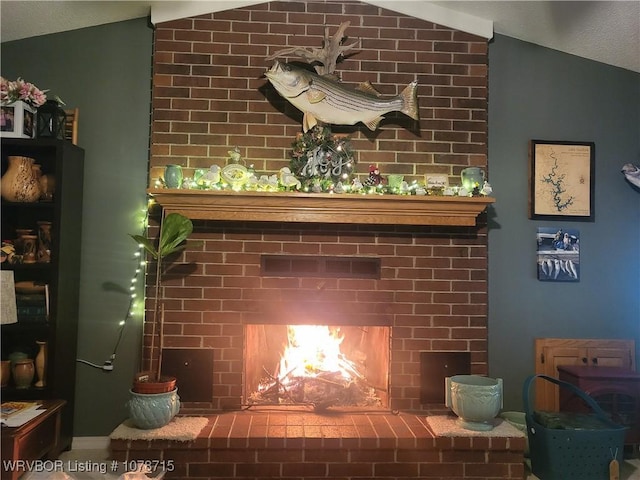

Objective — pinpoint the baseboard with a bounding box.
[70,436,110,450]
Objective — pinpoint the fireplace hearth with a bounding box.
[110,410,526,480]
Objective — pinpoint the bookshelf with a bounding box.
[1,138,84,453]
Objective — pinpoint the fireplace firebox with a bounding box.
[244,324,390,410]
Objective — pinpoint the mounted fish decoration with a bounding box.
[265,61,419,132]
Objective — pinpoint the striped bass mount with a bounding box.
[265,61,419,132]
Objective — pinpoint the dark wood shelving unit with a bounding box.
[1,138,84,454]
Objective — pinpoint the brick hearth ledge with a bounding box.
[110,410,526,480]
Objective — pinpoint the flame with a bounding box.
[250,324,383,408]
[276,325,359,384]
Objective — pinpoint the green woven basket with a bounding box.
[523,374,627,480]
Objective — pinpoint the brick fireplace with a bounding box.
[110,2,526,479]
[145,0,491,414]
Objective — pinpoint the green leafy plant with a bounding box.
[130,212,193,382]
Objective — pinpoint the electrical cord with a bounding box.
[75,285,135,372]
[75,201,148,373]
[75,247,142,373]
[76,357,115,372]
[75,288,135,372]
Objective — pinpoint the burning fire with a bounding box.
[250,325,381,409]
[276,325,360,382]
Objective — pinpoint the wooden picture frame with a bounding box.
[529,140,595,221]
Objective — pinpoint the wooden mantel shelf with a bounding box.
[148,189,495,227]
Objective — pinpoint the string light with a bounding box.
[76,202,149,372]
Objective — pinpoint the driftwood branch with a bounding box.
[266,21,359,75]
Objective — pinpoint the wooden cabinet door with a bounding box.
[534,338,636,411]
[535,343,587,410]
[587,347,634,369]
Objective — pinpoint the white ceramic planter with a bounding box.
[445,375,503,431]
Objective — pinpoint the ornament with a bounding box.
[202,165,221,184]
[363,164,383,187]
[221,163,249,189]
[228,146,242,163]
[279,167,302,189]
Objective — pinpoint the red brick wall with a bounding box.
[147,0,489,413]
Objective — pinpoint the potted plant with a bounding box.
[129,212,193,394]
[125,212,193,429]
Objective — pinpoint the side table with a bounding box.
[1,399,66,480]
[557,365,640,445]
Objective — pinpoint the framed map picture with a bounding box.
[536,227,580,282]
[529,140,595,221]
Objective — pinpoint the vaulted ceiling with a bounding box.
[1,1,639,73]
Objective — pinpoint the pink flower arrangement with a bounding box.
[0,77,47,108]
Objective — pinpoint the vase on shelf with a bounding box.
[460,167,486,192]
[164,164,183,189]
[37,221,52,263]
[0,156,42,202]
[21,234,38,264]
[8,351,28,365]
[14,228,33,254]
[12,358,35,389]
[39,173,55,201]
[35,341,47,387]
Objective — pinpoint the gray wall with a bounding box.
[1,18,152,436]
[2,25,638,436]
[488,34,640,409]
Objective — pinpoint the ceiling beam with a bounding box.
[150,0,493,39]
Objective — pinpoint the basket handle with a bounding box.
[522,374,613,422]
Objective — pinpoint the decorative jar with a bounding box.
[12,358,35,389]
[37,221,52,263]
[1,156,42,202]
[460,167,485,192]
[164,164,183,189]
[21,234,38,264]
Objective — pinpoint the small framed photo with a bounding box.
[529,140,595,221]
[536,227,580,282]
[425,174,448,189]
[1,103,36,139]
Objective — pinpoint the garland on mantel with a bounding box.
[155,127,493,197]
